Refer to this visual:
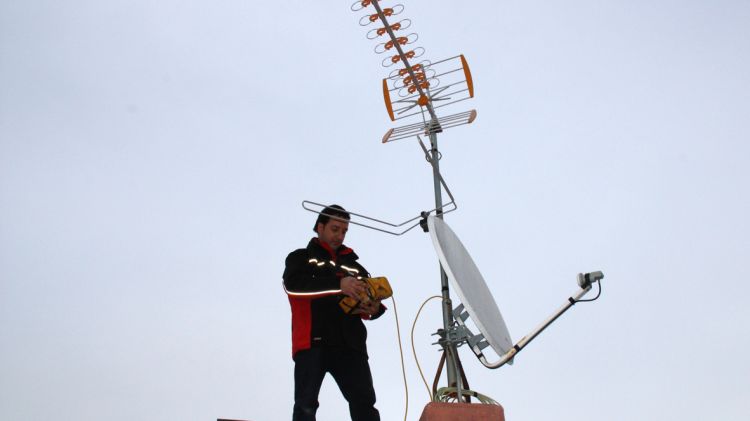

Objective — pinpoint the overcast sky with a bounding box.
[2,1,749,420]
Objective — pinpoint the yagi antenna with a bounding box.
[350,0,477,142]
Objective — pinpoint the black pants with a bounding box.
[293,347,380,421]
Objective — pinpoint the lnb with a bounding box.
[577,271,605,288]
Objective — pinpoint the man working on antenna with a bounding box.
[283,204,385,421]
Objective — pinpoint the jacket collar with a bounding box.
[308,237,356,260]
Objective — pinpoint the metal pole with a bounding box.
[428,131,460,397]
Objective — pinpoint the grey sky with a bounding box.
[2,1,749,420]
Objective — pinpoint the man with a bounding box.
[283,204,385,421]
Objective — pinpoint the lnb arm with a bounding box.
[478,271,605,369]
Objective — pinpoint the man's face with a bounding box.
[317,219,349,250]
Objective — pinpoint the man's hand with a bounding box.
[340,276,367,299]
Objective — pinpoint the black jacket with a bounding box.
[283,238,385,357]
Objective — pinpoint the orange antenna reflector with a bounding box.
[460,54,474,98]
[383,78,395,121]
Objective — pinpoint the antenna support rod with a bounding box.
[476,272,605,369]
[427,129,462,396]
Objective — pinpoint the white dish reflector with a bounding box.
[427,215,513,356]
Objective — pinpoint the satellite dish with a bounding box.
[427,215,513,356]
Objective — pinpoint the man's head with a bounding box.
[314,204,351,250]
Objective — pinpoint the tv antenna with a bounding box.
[301,0,607,415]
